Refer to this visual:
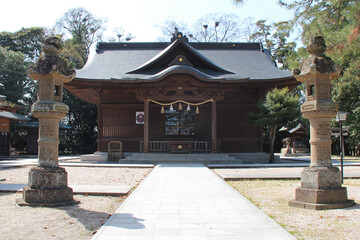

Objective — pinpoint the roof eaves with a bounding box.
[0,111,30,121]
[112,65,249,83]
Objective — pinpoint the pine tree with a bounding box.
[248,88,300,163]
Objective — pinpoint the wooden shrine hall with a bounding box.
[65,32,298,154]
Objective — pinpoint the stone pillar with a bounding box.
[289,36,354,210]
[16,36,78,207]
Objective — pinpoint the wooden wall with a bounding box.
[99,104,144,152]
[217,88,262,152]
[97,86,262,153]
[0,118,10,133]
[0,117,10,156]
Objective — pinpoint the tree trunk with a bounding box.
[269,125,277,163]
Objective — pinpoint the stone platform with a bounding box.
[87,152,276,164]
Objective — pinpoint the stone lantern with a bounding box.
[289,36,354,209]
[17,36,78,206]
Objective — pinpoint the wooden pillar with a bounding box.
[259,88,264,152]
[97,103,103,152]
[97,90,103,152]
[144,99,149,153]
[211,99,217,153]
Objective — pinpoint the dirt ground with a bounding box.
[2,165,360,240]
[0,166,152,240]
[213,166,360,240]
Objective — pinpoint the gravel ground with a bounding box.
[0,166,152,240]
[2,165,359,240]
[1,166,150,186]
[213,166,360,240]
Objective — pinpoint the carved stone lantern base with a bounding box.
[18,36,77,207]
[289,167,354,210]
[16,167,79,207]
[289,36,355,210]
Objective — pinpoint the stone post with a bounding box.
[289,36,354,210]
[17,36,78,207]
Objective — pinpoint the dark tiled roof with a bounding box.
[13,119,71,129]
[0,111,29,121]
[76,39,293,83]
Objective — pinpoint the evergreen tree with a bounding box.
[280,0,360,154]
[0,27,44,114]
[0,46,34,114]
[0,27,45,60]
[248,88,300,163]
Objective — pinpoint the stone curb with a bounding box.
[0,183,132,196]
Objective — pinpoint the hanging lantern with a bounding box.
[160,106,165,114]
[186,104,190,111]
[195,106,200,114]
[178,103,183,111]
[170,104,174,111]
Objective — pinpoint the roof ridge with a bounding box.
[96,41,262,52]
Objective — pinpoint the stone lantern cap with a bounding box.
[28,36,75,83]
[293,36,341,82]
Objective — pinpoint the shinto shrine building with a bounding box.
[65,33,298,154]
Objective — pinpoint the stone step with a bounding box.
[80,152,274,164]
[121,153,242,164]
[119,159,243,164]
[124,153,236,160]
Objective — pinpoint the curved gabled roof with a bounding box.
[127,39,233,74]
[75,38,294,83]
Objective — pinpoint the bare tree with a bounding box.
[55,7,106,58]
[109,27,135,42]
[239,17,258,42]
[155,18,189,41]
[156,13,241,43]
[189,13,241,42]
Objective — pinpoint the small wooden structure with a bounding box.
[0,84,29,155]
[13,119,71,155]
[280,123,310,155]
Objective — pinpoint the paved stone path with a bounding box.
[92,163,296,240]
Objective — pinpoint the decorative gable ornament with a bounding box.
[170,31,189,42]
[169,55,193,67]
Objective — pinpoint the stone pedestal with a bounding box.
[289,36,354,210]
[289,167,354,210]
[17,36,78,207]
[17,167,77,207]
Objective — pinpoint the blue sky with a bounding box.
[1,0,295,42]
